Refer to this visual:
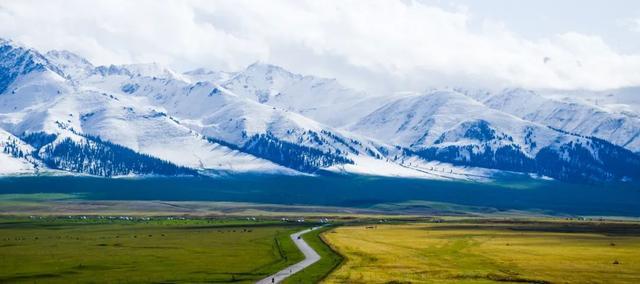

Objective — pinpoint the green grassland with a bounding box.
[323,220,640,283]
[0,217,306,283]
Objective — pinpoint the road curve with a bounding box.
[257,226,323,284]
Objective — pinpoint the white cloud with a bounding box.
[1,0,639,93]
[621,17,640,33]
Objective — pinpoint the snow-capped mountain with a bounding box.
[0,38,638,183]
[470,88,640,153]
[45,50,95,81]
[0,41,290,176]
[350,90,640,182]
[79,61,408,174]
[220,62,390,127]
[183,68,235,84]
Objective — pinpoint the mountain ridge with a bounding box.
[0,39,638,183]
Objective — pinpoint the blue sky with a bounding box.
[431,0,640,52]
[1,0,639,93]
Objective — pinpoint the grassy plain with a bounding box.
[323,220,640,283]
[3,193,640,283]
[0,217,305,283]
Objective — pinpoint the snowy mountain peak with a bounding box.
[0,39,57,72]
[117,63,189,82]
[0,39,66,94]
[46,50,93,68]
[420,89,487,109]
[218,62,379,127]
[221,62,305,104]
[91,62,189,83]
[0,38,32,51]
[45,50,94,80]
[183,68,235,84]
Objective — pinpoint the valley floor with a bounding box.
[2,194,640,283]
[322,220,640,283]
[0,217,306,283]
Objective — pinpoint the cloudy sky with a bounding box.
[1,0,639,94]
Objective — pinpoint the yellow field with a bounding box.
[323,221,640,283]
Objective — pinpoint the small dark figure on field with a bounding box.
[613,260,620,265]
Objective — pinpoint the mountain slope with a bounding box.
[220,62,389,127]
[0,42,291,176]
[51,54,523,179]
[351,90,640,182]
[1,44,394,176]
[82,68,399,173]
[0,128,37,175]
[477,88,640,153]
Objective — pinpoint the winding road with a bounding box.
[256,226,323,284]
